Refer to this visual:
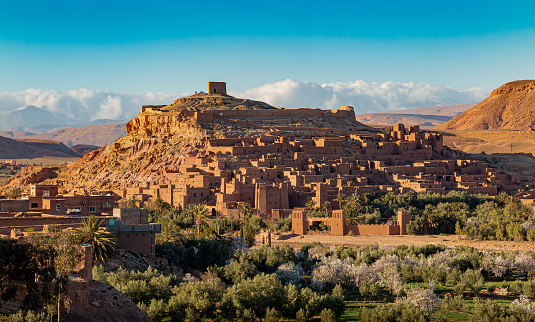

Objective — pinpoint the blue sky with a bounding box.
[1,0,534,95]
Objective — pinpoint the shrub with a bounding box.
[320,308,336,322]
[276,263,304,285]
[442,294,469,312]
[523,279,535,298]
[454,269,484,296]
[469,298,506,321]
[359,281,379,300]
[226,273,286,316]
[486,282,497,293]
[515,252,535,275]
[396,284,441,316]
[167,278,225,321]
[508,295,535,318]
[510,280,524,295]
[361,302,426,322]
[139,299,166,322]
[222,256,257,284]
[527,226,535,241]
[265,307,279,322]
[295,308,307,322]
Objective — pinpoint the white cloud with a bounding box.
[233,79,490,114]
[0,89,183,121]
[0,80,490,123]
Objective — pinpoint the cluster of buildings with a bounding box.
[0,160,22,172]
[1,184,159,257]
[113,123,517,233]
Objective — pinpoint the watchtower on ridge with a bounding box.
[208,82,227,95]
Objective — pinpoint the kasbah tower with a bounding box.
[208,82,227,95]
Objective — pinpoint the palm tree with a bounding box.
[322,201,331,211]
[191,204,210,235]
[156,218,182,245]
[208,219,226,241]
[305,200,317,211]
[335,193,346,209]
[127,195,139,208]
[237,202,252,219]
[74,215,116,264]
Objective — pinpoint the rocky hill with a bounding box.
[356,103,476,127]
[163,92,276,111]
[23,123,126,147]
[0,136,80,159]
[437,80,535,130]
[3,93,374,192]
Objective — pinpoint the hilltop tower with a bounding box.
[208,82,227,95]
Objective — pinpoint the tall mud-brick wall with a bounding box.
[292,209,307,235]
[208,82,227,95]
[397,210,411,235]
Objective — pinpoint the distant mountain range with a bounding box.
[355,103,477,127]
[0,105,124,133]
[0,105,127,147]
[23,123,126,147]
[0,136,80,159]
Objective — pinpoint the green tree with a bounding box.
[127,195,140,208]
[237,202,252,218]
[191,204,210,235]
[27,230,83,321]
[156,217,182,245]
[6,187,22,199]
[305,200,317,211]
[334,193,346,209]
[74,215,117,264]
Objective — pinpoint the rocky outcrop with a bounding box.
[3,94,372,192]
[164,93,276,111]
[437,80,535,131]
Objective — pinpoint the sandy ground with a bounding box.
[265,233,535,252]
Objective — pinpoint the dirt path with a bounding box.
[265,234,535,252]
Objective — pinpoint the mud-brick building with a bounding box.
[292,209,411,236]
[108,208,161,256]
[28,184,115,215]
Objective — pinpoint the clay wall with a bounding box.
[0,199,29,213]
[271,208,293,220]
[113,208,149,225]
[0,216,82,234]
[291,209,307,235]
[110,223,160,256]
[207,107,355,120]
[346,224,400,236]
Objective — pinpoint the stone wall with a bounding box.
[0,216,82,234]
[113,208,149,225]
[112,224,161,256]
[0,199,29,212]
[291,209,410,236]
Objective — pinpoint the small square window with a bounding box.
[89,206,96,213]
[56,204,61,211]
